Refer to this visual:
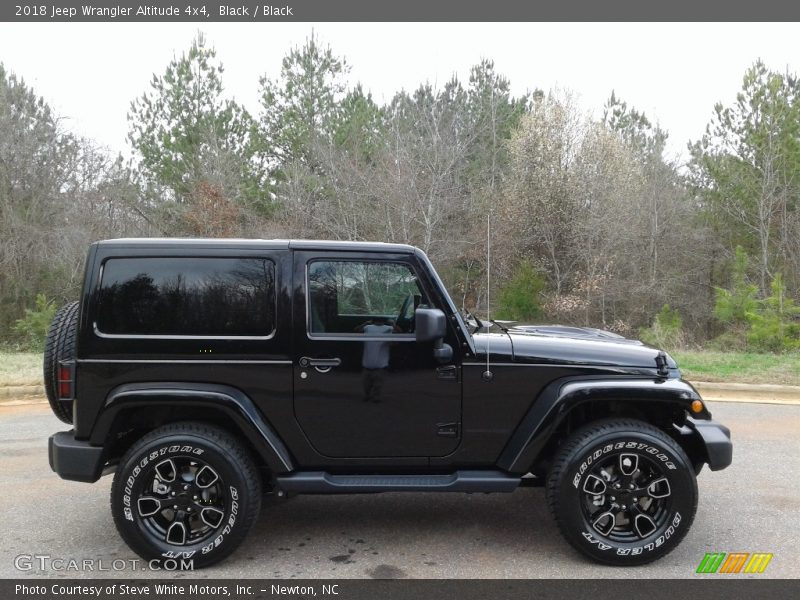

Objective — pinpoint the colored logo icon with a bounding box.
[696,552,773,574]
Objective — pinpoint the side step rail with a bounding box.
[276,470,520,494]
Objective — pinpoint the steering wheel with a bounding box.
[396,293,414,332]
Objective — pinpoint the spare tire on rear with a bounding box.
[43,301,79,424]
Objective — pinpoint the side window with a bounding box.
[96,257,275,337]
[307,261,425,336]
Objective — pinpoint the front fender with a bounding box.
[90,382,294,473]
[678,417,733,471]
[497,377,707,474]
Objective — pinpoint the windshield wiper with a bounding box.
[490,320,517,333]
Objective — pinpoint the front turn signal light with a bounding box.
[691,400,704,413]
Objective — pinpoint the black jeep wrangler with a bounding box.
[46,238,732,568]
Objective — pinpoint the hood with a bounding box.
[510,324,641,343]
[472,328,678,370]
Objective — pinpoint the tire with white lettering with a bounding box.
[546,418,697,566]
[111,422,262,569]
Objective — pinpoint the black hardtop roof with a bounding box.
[94,238,418,254]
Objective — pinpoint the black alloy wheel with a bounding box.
[135,455,228,547]
[580,451,673,542]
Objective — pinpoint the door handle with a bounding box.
[299,357,342,368]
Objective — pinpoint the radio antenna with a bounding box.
[483,212,493,382]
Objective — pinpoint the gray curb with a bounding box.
[693,382,800,405]
[0,384,44,399]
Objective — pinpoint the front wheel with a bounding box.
[546,418,697,566]
[111,422,262,568]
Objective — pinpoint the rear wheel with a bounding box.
[43,301,79,424]
[546,418,697,566]
[111,422,262,568]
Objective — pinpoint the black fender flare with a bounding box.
[497,377,707,474]
[90,382,294,473]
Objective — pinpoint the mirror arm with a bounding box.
[433,337,453,364]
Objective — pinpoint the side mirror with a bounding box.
[415,307,447,342]
[415,307,453,364]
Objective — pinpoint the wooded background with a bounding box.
[2,33,799,352]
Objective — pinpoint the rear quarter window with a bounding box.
[95,257,275,337]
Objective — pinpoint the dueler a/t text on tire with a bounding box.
[111,422,262,568]
[546,418,698,566]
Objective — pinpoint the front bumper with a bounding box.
[684,417,733,471]
[48,431,105,483]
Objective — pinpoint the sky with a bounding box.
[0,22,798,164]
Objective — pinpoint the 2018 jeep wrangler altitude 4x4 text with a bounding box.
[46,238,732,567]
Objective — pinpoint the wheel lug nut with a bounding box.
[171,492,176,496]
[621,504,627,510]
[610,496,616,501]
[184,485,190,490]
[614,484,620,489]
[173,505,178,510]
[193,495,198,500]
[629,484,634,489]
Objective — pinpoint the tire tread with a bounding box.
[43,301,79,424]
[111,421,262,568]
[546,417,698,566]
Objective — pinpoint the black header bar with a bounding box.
[4,579,800,600]
[2,0,800,22]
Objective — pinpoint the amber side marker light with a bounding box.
[691,400,704,413]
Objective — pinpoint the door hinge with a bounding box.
[436,422,460,438]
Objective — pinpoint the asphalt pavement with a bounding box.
[0,401,797,579]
